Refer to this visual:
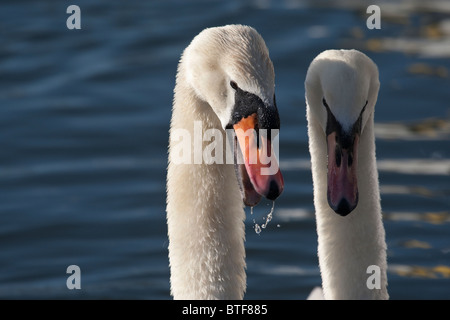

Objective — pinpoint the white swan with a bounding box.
[305,49,389,299]
[166,25,284,300]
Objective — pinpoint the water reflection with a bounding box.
[281,158,450,175]
[375,118,450,141]
[275,208,450,225]
[377,159,450,175]
[384,211,450,224]
[389,264,450,279]
[400,240,431,249]
[381,185,434,197]
[334,0,450,58]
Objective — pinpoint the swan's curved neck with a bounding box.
[307,107,388,300]
[166,66,246,299]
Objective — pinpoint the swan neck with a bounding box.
[308,107,388,300]
[166,66,246,299]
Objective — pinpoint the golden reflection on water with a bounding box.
[375,118,450,141]
[376,159,450,175]
[341,1,450,59]
[390,264,450,279]
[408,63,449,78]
[423,212,450,224]
[384,211,450,224]
[401,240,432,249]
[381,185,435,197]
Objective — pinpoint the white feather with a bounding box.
[166,25,275,300]
[305,49,389,300]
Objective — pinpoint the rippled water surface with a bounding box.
[1,0,449,299]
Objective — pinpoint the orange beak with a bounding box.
[233,113,284,206]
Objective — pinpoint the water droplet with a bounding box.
[252,201,276,234]
[261,201,275,229]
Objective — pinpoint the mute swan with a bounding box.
[166,25,284,300]
[305,49,388,299]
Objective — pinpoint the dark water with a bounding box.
[1,0,449,300]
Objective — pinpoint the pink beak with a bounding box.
[326,132,359,216]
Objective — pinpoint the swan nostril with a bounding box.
[348,152,353,167]
[266,180,280,200]
[335,145,341,167]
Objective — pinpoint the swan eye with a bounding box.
[322,98,329,109]
[230,81,238,90]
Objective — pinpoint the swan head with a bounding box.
[182,25,284,206]
[305,49,380,216]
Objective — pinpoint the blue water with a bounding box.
[1,0,449,300]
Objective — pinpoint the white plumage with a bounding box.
[166,25,283,300]
[305,49,389,299]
